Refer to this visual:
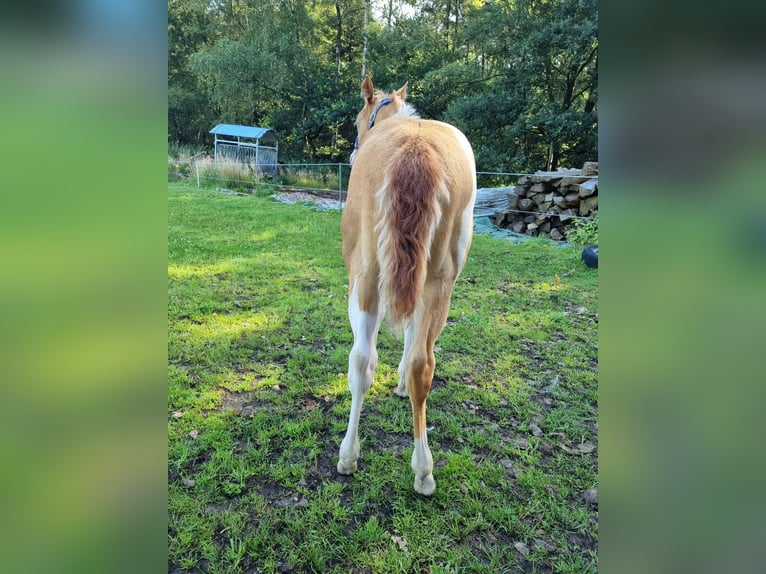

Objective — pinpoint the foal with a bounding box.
[337,76,476,495]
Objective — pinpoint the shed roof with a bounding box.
[209,124,277,141]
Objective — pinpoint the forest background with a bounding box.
[169,0,597,173]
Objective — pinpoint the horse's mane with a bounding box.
[394,101,420,119]
[371,88,420,120]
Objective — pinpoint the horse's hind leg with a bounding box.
[394,323,415,397]
[405,281,452,495]
[338,278,381,475]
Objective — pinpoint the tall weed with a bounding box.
[567,213,598,245]
[168,154,273,193]
[279,167,339,190]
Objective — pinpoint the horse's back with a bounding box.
[354,118,474,196]
[344,116,476,234]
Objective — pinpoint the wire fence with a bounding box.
[168,158,597,222]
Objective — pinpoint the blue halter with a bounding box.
[354,97,393,151]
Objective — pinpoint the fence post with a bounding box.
[195,161,200,188]
[338,162,342,209]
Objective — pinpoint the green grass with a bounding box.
[168,181,598,573]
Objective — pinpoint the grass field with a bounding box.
[168,181,598,573]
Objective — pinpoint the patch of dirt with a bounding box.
[566,531,597,552]
[430,375,448,391]
[273,190,343,211]
[300,440,351,491]
[273,494,310,509]
[204,501,237,516]
[218,389,268,418]
[214,187,253,196]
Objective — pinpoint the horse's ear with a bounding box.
[396,82,408,101]
[362,75,375,105]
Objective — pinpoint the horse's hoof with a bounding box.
[337,459,357,475]
[414,474,436,496]
[393,385,409,398]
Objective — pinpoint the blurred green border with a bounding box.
[601,1,766,572]
[0,13,168,574]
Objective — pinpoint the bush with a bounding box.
[567,213,598,245]
[168,143,208,181]
[168,141,208,159]
[168,156,193,181]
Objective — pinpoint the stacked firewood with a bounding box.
[491,162,598,241]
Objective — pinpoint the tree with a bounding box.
[168,0,219,142]
[168,0,598,171]
[455,0,598,170]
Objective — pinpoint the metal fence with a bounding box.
[169,160,522,199]
[167,159,596,221]
[215,142,278,175]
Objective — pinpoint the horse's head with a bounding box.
[350,75,416,164]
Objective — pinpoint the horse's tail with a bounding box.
[376,138,448,332]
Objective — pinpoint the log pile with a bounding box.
[491,162,598,241]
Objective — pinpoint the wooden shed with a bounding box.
[209,124,279,174]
